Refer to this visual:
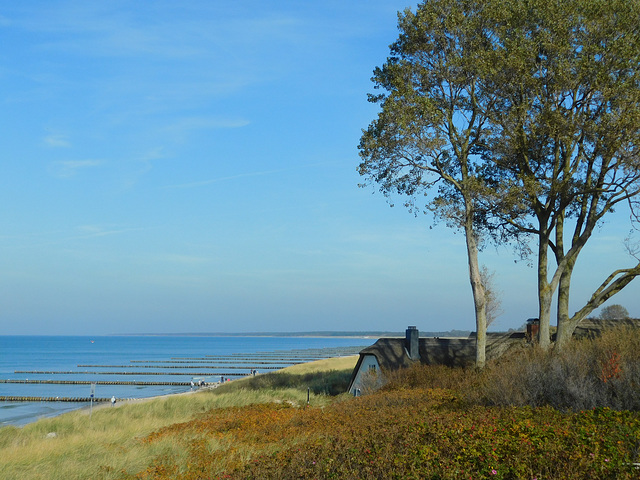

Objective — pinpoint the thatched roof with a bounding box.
[357,338,415,371]
[349,319,640,392]
[573,318,640,338]
[347,331,526,393]
[354,332,525,372]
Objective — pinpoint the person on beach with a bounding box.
[111,396,116,406]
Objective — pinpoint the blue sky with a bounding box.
[1,1,638,335]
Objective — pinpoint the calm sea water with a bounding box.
[0,335,372,427]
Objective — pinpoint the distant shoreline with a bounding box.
[2,330,475,338]
[111,330,473,338]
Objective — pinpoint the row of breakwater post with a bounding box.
[15,370,248,376]
[75,364,284,369]
[177,356,324,361]
[129,360,305,364]
[0,396,133,402]
[0,380,191,386]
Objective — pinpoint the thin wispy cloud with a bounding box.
[0,225,140,249]
[161,161,335,190]
[162,116,250,142]
[74,224,142,239]
[118,147,168,190]
[163,168,285,189]
[49,159,102,178]
[43,134,71,148]
[156,254,213,265]
[17,3,303,64]
[166,116,250,131]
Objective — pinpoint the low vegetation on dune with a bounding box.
[0,357,357,480]
[2,331,640,479]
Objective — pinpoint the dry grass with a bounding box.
[475,326,640,410]
[281,355,358,374]
[0,357,355,480]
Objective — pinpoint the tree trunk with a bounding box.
[537,232,552,349]
[464,208,487,369]
[555,266,574,349]
[554,211,573,350]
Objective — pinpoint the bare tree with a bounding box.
[480,265,503,327]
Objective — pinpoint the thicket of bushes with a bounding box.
[382,326,640,412]
[478,326,640,411]
[477,327,640,411]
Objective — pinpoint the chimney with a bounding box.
[526,318,540,343]
[406,326,420,361]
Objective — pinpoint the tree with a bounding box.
[599,304,630,321]
[484,0,640,348]
[358,0,502,368]
[480,265,503,327]
[360,0,640,356]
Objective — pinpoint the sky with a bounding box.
[1,1,638,335]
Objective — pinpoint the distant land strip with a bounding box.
[113,330,472,337]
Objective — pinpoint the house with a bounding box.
[348,319,640,395]
[347,326,525,396]
[571,317,640,338]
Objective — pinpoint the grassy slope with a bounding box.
[4,346,640,479]
[124,363,640,480]
[277,355,358,374]
[0,356,358,480]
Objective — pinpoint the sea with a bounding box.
[0,335,373,427]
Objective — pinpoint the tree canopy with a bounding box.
[359,0,640,352]
[359,0,503,367]
[484,0,640,347]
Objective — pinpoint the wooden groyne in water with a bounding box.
[0,396,132,403]
[178,356,325,361]
[75,364,282,369]
[14,370,245,376]
[0,380,191,386]
[130,360,304,365]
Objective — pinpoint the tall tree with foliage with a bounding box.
[485,0,640,348]
[358,0,502,368]
[360,0,640,355]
